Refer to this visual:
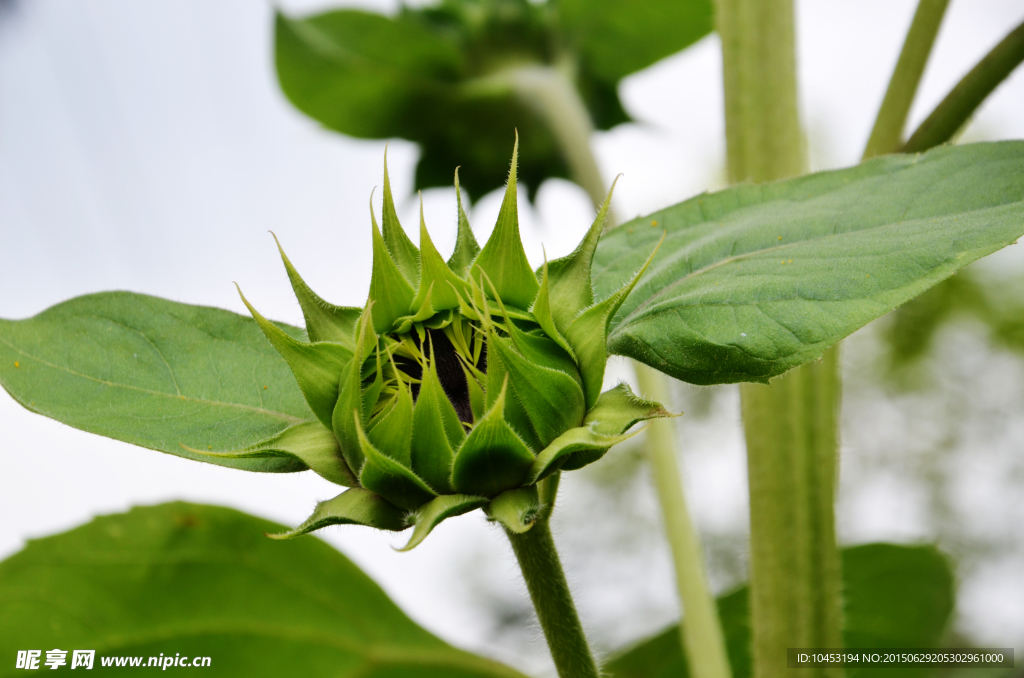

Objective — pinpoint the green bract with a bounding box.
[230,138,669,548]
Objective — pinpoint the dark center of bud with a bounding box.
[390,325,487,425]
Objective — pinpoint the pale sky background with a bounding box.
[2,0,1024,673]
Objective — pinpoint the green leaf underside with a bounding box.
[184,421,357,487]
[529,425,635,484]
[274,2,713,200]
[485,486,540,534]
[585,383,672,435]
[356,414,438,511]
[239,287,353,429]
[0,503,527,678]
[605,543,954,678]
[400,494,488,551]
[274,233,362,347]
[592,142,1024,385]
[271,488,409,539]
[0,292,313,473]
[451,380,535,497]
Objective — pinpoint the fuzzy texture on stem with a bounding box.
[717,0,804,183]
[740,349,843,678]
[505,520,599,678]
[903,19,1024,153]
[863,0,950,159]
[717,1,844,676]
[635,364,731,678]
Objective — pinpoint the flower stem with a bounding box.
[863,0,950,159]
[505,519,599,678]
[635,364,732,678]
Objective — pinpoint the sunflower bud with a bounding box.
[241,136,669,548]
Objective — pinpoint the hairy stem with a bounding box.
[635,364,732,678]
[717,1,844,677]
[863,0,950,159]
[903,18,1024,153]
[505,519,599,678]
[739,349,843,678]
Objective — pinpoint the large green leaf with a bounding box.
[0,503,527,678]
[0,292,314,473]
[274,0,714,199]
[604,543,954,678]
[558,0,714,83]
[593,142,1024,385]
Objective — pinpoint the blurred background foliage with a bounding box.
[275,0,712,199]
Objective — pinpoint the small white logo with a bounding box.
[71,651,95,670]
[15,650,41,670]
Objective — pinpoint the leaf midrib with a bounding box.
[611,200,1016,332]
[0,334,306,425]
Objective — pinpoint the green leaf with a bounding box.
[447,168,481,277]
[471,137,540,311]
[566,237,659,409]
[273,233,362,347]
[543,182,614,332]
[332,311,377,474]
[383,152,422,287]
[356,413,438,511]
[274,10,461,140]
[368,198,416,334]
[593,142,1024,385]
[184,421,357,487]
[274,2,713,200]
[0,502,529,678]
[558,0,715,84]
[238,285,354,429]
[411,341,466,494]
[413,200,472,313]
[270,487,409,539]
[585,383,672,436]
[451,377,536,497]
[485,486,540,534]
[366,357,414,466]
[399,494,488,551]
[488,334,586,447]
[604,543,954,678]
[0,292,313,473]
[528,424,635,483]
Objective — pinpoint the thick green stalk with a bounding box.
[486,60,731,678]
[863,0,950,159]
[739,350,843,677]
[717,1,843,677]
[505,519,599,678]
[903,18,1024,153]
[635,364,731,678]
